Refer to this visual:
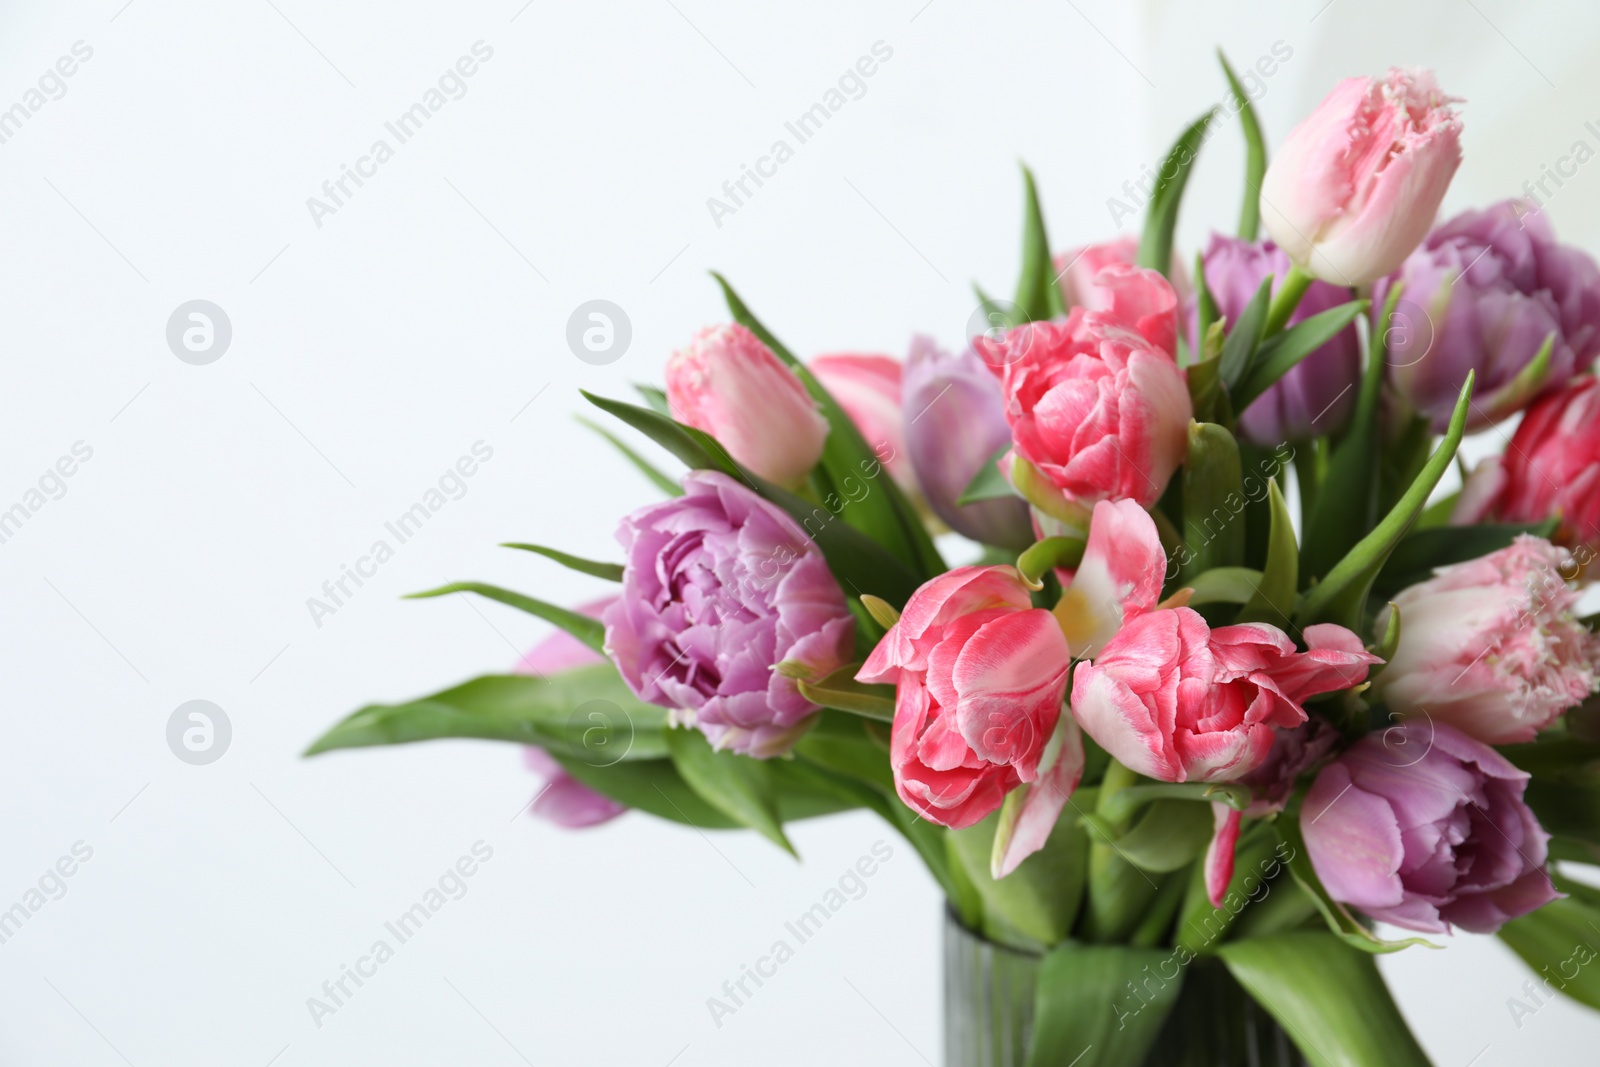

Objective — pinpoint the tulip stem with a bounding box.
[1263,264,1315,337]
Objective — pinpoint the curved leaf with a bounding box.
[407,582,605,653]
[666,726,794,855]
[500,542,623,582]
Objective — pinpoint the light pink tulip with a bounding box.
[1260,68,1462,285]
[857,566,1078,873]
[1053,499,1165,659]
[976,266,1190,525]
[1374,536,1600,744]
[1070,610,1378,783]
[666,324,829,488]
[514,597,627,829]
[809,353,915,492]
[1057,236,1190,314]
[1204,803,1243,908]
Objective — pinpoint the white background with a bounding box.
[1,0,1599,1064]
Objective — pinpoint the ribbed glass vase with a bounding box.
[942,909,1308,1067]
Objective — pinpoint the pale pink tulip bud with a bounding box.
[1260,68,1462,285]
[666,324,829,488]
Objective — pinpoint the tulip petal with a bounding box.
[1204,802,1242,908]
[992,717,1086,878]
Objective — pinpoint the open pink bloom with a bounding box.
[1374,536,1600,745]
[1455,375,1600,557]
[809,352,915,494]
[1052,498,1165,659]
[858,566,1079,874]
[1070,610,1379,783]
[976,266,1190,525]
[1260,68,1462,285]
[513,597,627,829]
[1302,720,1559,934]
[666,324,829,488]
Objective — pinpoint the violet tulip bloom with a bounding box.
[1374,536,1600,745]
[1260,68,1462,285]
[513,597,626,829]
[902,336,1032,549]
[1377,201,1600,432]
[666,324,829,489]
[1302,720,1559,934]
[1197,234,1361,443]
[604,471,854,758]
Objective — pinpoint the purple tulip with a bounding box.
[514,597,627,829]
[1196,234,1362,444]
[1301,720,1559,934]
[604,471,854,758]
[1376,200,1600,432]
[902,336,1033,549]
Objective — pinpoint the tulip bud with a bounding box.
[1377,201,1600,432]
[666,324,829,488]
[809,353,916,494]
[1374,536,1600,745]
[901,336,1032,548]
[1196,234,1361,443]
[1260,68,1462,286]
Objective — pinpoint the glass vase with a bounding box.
[942,908,1308,1067]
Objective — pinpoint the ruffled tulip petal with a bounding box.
[1204,802,1243,908]
[992,717,1086,879]
[1055,499,1166,659]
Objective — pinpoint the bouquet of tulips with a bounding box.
[310,58,1600,1065]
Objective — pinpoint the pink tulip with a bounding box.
[976,266,1190,526]
[857,566,1080,874]
[1260,68,1463,285]
[1455,375,1600,558]
[1070,610,1378,783]
[1057,236,1190,314]
[1052,498,1165,659]
[1374,536,1600,745]
[666,324,829,488]
[809,353,915,493]
[513,597,627,829]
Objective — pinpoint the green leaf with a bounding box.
[1524,777,1600,849]
[795,665,896,722]
[1236,479,1297,626]
[407,582,605,654]
[1013,165,1064,322]
[1138,110,1215,279]
[1184,566,1264,606]
[1220,933,1433,1067]
[666,726,794,854]
[1217,276,1272,389]
[1025,941,1185,1067]
[304,666,668,760]
[1219,50,1266,240]
[1179,422,1245,581]
[948,808,1088,951]
[1232,300,1369,413]
[634,382,671,415]
[1498,886,1600,1012]
[957,444,1016,504]
[581,391,924,605]
[500,542,624,582]
[1095,799,1212,873]
[1373,520,1559,596]
[554,756,740,828]
[712,273,946,579]
[1297,373,1474,630]
[1194,255,1219,355]
[576,416,683,497]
